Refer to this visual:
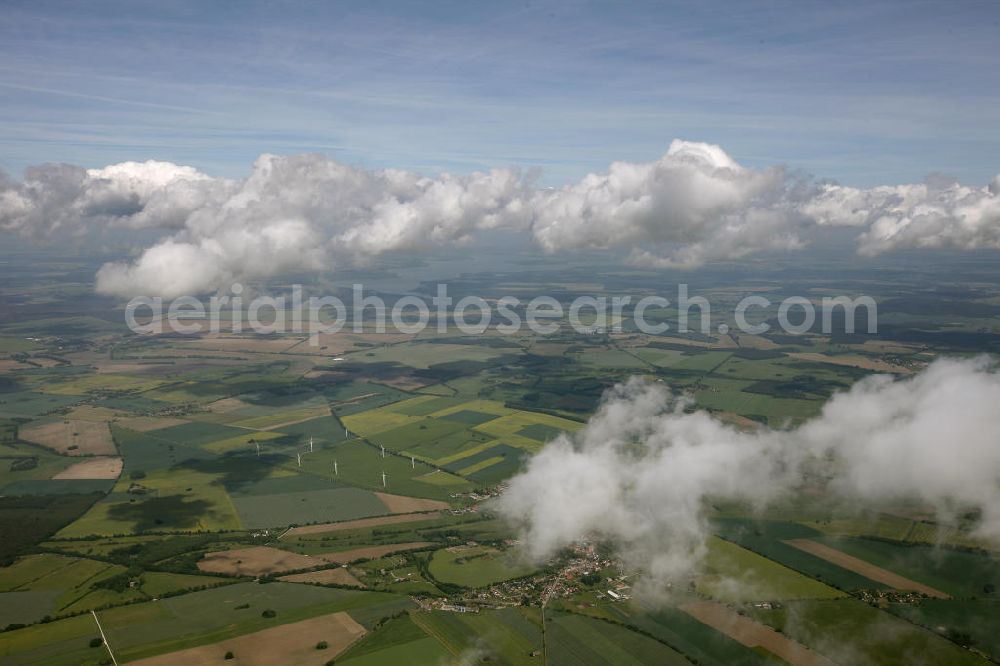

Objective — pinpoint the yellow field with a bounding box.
[129,611,367,666]
[19,418,117,456]
[456,456,505,476]
[57,467,243,537]
[428,399,513,418]
[52,456,123,479]
[472,411,581,452]
[341,409,421,436]
[116,416,191,432]
[435,438,504,466]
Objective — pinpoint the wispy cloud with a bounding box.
[0,1,997,184]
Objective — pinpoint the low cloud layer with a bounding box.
[805,175,1000,255]
[495,357,1000,590]
[2,143,999,296]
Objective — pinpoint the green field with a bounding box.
[338,613,448,664]
[411,608,544,664]
[619,605,775,666]
[428,545,536,587]
[748,598,986,665]
[0,391,83,418]
[3,251,1000,665]
[890,599,1000,660]
[697,536,846,601]
[347,342,506,369]
[712,518,892,591]
[814,536,1000,599]
[0,582,412,665]
[0,553,231,628]
[294,438,471,499]
[230,486,390,528]
[546,611,690,665]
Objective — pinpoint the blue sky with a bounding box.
[1,0,998,186]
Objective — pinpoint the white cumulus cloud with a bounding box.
[495,357,1000,592]
[804,176,1000,255]
[68,154,528,297]
[2,143,999,296]
[529,140,808,268]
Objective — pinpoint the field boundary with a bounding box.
[680,600,836,666]
[783,538,950,598]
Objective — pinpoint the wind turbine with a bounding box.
[411,455,415,469]
[333,460,338,476]
[380,445,385,459]
[253,439,260,456]
[381,470,387,488]
[297,452,302,467]
[309,436,314,453]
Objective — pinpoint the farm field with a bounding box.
[129,611,366,666]
[280,567,365,587]
[18,419,116,456]
[0,582,412,665]
[338,613,439,661]
[410,608,543,664]
[697,536,846,601]
[545,610,690,665]
[680,601,836,666]
[51,456,122,479]
[0,552,230,626]
[2,252,999,664]
[428,544,537,587]
[198,546,324,576]
[747,598,987,665]
[783,538,950,598]
[283,510,443,537]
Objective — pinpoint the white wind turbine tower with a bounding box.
[380,445,385,458]
[411,455,415,469]
[381,470,387,488]
[309,436,314,453]
[334,460,338,476]
[297,452,302,467]
[253,439,260,456]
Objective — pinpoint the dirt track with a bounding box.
[116,415,190,432]
[375,492,449,513]
[783,539,949,598]
[319,542,433,564]
[284,511,442,537]
[280,567,364,587]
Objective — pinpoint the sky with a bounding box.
[2,0,999,187]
